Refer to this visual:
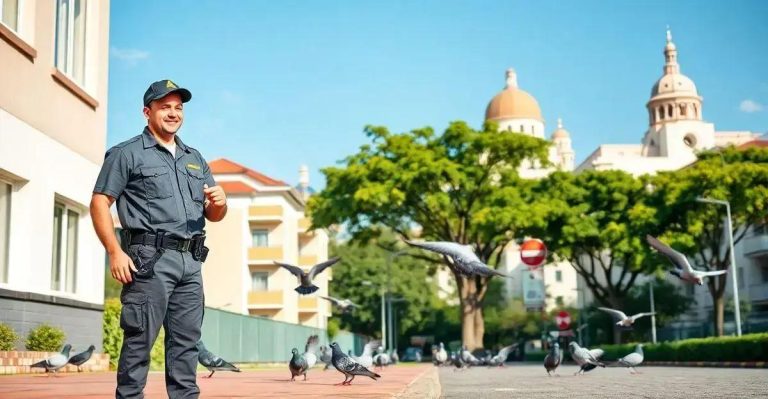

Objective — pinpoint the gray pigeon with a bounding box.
[319,346,333,370]
[460,345,481,366]
[450,351,467,371]
[598,307,656,327]
[289,348,309,381]
[304,334,319,368]
[274,257,341,294]
[353,340,379,368]
[30,344,71,376]
[543,342,561,376]
[373,346,390,370]
[646,235,726,285]
[196,340,241,378]
[404,240,510,278]
[488,344,517,367]
[319,295,359,313]
[390,349,399,365]
[330,342,381,385]
[67,345,95,372]
[434,342,448,365]
[617,344,644,374]
[569,342,605,375]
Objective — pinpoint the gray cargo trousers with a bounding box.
[116,244,204,399]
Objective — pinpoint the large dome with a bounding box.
[485,69,543,122]
[651,73,698,97]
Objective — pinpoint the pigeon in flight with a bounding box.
[274,257,341,294]
[304,335,320,369]
[196,340,241,378]
[598,307,655,328]
[329,342,381,385]
[569,342,605,375]
[488,344,517,367]
[67,345,95,372]
[319,295,359,313]
[404,240,510,278]
[544,342,561,376]
[617,344,644,374]
[30,344,71,376]
[646,235,726,285]
[289,348,309,381]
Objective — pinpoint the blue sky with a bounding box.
[108,0,768,188]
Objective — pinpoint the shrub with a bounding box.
[524,350,547,362]
[327,318,340,339]
[103,298,166,370]
[0,323,20,351]
[25,324,66,352]
[596,333,768,362]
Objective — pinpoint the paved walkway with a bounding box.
[0,364,433,398]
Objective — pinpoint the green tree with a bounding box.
[649,147,768,336]
[309,121,550,349]
[533,170,660,343]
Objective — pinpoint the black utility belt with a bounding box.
[121,230,209,262]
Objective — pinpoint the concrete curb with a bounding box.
[394,366,441,398]
[644,361,767,368]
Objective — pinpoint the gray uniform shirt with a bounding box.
[93,127,216,239]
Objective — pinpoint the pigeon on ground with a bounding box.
[646,235,727,285]
[488,344,517,367]
[598,307,656,328]
[569,342,605,375]
[544,342,561,376]
[451,351,467,371]
[319,346,333,370]
[617,344,644,374]
[67,345,95,372]
[460,345,481,366]
[304,335,320,368]
[196,340,241,378]
[373,346,390,370]
[434,342,448,365]
[390,349,399,364]
[329,342,381,385]
[30,344,71,376]
[353,340,379,368]
[319,295,359,313]
[579,348,605,373]
[289,348,309,381]
[274,257,341,295]
[404,240,510,278]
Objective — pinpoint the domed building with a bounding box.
[485,69,576,179]
[577,29,761,175]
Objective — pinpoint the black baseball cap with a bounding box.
[143,79,192,106]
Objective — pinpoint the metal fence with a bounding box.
[200,307,367,362]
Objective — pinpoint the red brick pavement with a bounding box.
[0,364,432,398]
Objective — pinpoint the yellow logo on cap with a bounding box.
[187,163,201,170]
[166,80,178,89]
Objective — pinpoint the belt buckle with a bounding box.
[177,240,191,252]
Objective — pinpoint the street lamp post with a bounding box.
[386,251,406,350]
[649,281,657,344]
[362,280,386,345]
[696,196,742,336]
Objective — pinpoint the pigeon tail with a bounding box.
[30,360,47,368]
[295,285,319,295]
[365,370,382,380]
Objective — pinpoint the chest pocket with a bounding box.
[140,166,174,199]
[186,168,206,203]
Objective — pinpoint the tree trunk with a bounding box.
[608,297,624,344]
[713,293,725,337]
[474,306,485,348]
[458,275,485,350]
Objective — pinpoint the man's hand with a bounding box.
[203,184,226,208]
[110,249,138,284]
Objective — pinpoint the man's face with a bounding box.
[143,93,184,136]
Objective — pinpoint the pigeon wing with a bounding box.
[308,257,341,280]
[598,307,628,321]
[274,261,306,278]
[404,240,481,262]
[319,295,341,305]
[646,235,692,272]
[629,312,655,321]
[698,270,727,277]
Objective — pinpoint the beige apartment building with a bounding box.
[203,159,331,329]
[0,0,110,350]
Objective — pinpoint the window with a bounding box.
[55,0,87,85]
[251,272,268,291]
[555,270,562,282]
[683,134,697,148]
[51,201,78,293]
[761,263,768,283]
[0,181,10,283]
[737,267,744,288]
[0,0,20,31]
[251,229,269,247]
[686,283,695,296]
[555,296,564,306]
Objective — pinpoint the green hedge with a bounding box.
[103,298,165,370]
[524,350,547,362]
[0,323,20,351]
[597,333,768,362]
[25,324,66,351]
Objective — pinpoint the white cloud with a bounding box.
[739,99,764,113]
[110,47,149,66]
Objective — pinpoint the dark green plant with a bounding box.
[597,333,768,362]
[0,323,19,351]
[25,324,66,352]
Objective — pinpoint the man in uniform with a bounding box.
[90,79,227,398]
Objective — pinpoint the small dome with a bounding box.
[485,69,543,122]
[551,118,570,139]
[651,73,698,97]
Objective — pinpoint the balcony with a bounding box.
[298,297,318,313]
[249,247,283,263]
[298,217,312,233]
[248,205,283,223]
[299,254,318,267]
[247,290,284,308]
[743,233,768,257]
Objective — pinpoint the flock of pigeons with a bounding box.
[28,344,96,375]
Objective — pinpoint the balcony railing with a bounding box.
[299,254,318,267]
[249,247,283,263]
[247,290,284,308]
[248,205,283,221]
[298,297,318,313]
[298,217,312,232]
